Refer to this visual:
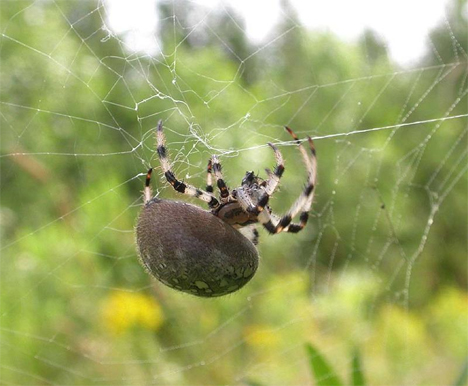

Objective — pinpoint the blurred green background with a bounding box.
[1,0,467,385]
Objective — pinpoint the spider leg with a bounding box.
[206,159,214,193]
[268,211,309,234]
[258,129,317,234]
[211,154,230,203]
[243,143,284,215]
[143,168,154,204]
[285,126,314,174]
[257,195,310,234]
[156,120,220,209]
[263,142,285,196]
[238,225,260,245]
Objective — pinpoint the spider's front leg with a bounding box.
[156,120,220,209]
[259,129,317,234]
[235,143,285,216]
[263,142,285,196]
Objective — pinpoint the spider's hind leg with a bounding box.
[156,120,220,209]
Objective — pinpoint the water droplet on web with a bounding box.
[100,34,111,43]
[172,78,177,85]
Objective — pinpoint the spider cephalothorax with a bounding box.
[136,121,317,297]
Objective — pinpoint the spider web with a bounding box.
[1,0,467,385]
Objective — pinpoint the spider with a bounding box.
[136,120,317,297]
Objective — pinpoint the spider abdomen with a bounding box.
[136,199,259,297]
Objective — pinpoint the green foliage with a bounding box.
[305,344,367,386]
[351,348,366,386]
[453,358,468,386]
[306,343,344,386]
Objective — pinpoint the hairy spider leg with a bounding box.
[239,225,260,245]
[263,142,285,196]
[258,131,317,234]
[250,142,285,214]
[210,154,230,203]
[206,159,214,193]
[285,126,314,172]
[284,136,317,232]
[236,143,285,216]
[156,120,220,209]
[143,168,154,204]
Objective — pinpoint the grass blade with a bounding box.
[305,343,343,386]
[351,347,366,386]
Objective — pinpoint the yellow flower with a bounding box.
[101,291,163,335]
[243,324,281,349]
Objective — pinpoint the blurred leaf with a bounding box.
[306,343,343,386]
[351,347,366,386]
[244,380,264,386]
[453,357,468,386]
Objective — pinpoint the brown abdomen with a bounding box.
[136,199,259,297]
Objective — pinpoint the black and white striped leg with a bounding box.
[263,142,285,196]
[285,126,314,173]
[143,168,154,204]
[206,159,214,193]
[211,155,230,203]
[258,183,312,234]
[243,143,285,215]
[239,225,260,245]
[259,129,317,234]
[156,120,220,209]
[269,212,309,234]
